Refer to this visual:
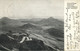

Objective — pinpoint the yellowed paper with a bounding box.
[64,0,80,51]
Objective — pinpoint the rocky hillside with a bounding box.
[0,17,64,51]
[0,34,56,51]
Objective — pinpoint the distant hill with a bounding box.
[19,18,43,22]
[45,28,64,38]
[0,17,42,32]
[35,17,64,30]
[0,17,63,31]
[0,17,23,27]
[0,17,23,32]
[20,17,64,30]
[20,23,42,30]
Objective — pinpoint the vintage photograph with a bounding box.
[0,0,64,51]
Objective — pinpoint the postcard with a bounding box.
[0,0,79,51]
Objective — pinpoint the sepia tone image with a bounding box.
[0,0,64,51]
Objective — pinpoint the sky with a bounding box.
[0,0,64,19]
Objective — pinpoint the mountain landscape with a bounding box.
[0,17,64,51]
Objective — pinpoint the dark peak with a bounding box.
[47,17,64,23]
[1,17,10,20]
[1,17,9,19]
[23,23,34,26]
[47,17,56,20]
[27,23,32,25]
[21,23,35,28]
[48,17,54,19]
